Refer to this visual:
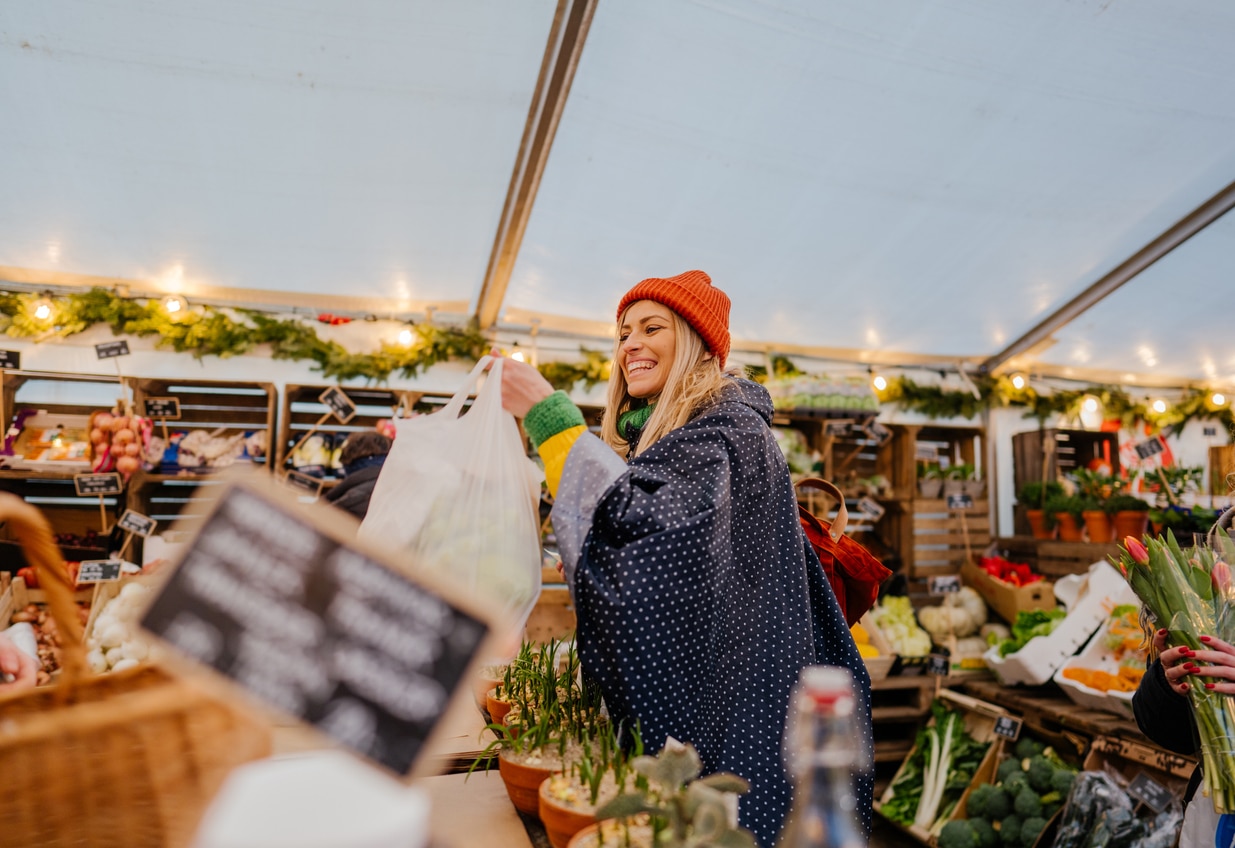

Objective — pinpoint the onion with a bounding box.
[115,456,140,475]
[113,428,135,445]
[124,442,141,457]
[110,416,130,433]
[89,427,106,445]
[94,412,115,430]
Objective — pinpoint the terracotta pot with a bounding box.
[473,668,505,715]
[918,479,944,499]
[1112,511,1149,542]
[540,775,597,848]
[486,688,513,726]
[568,821,654,848]
[499,752,557,818]
[1082,510,1115,544]
[1055,513,1084,542]
[1026,509,1054,540]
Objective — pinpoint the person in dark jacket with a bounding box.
[325,432,391,519]
[1133,626,1235,845]
[494,270,872,848]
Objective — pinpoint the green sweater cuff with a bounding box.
[524,391,585,449]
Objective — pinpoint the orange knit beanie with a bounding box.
[616,270,731,367]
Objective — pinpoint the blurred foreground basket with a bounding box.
[0,493,271,847]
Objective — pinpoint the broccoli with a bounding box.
[938,819,980,848]
[1042,800,1062,821]
[1026,756,1055,793]
[1014,737,1045,761]
[1051,768,1076,796]
[1003,772,1031,796]
[966,783,996,819]
[997,757,1023,783]
[999,815,1023,848]
[983,785,1011,821]
[1013,787,1042,819]
[971,818,998,848]
[1019,815,1048,847]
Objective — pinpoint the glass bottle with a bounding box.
[781,666,867,848]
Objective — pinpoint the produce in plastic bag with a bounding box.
[360,357,543,640]
[1054,770,1182,848]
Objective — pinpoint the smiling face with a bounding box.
[618,300,678,399]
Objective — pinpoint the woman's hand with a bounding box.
[489,351,553,418]
[0,633,37,694]
[1187,633,1235,695]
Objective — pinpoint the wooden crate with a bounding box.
[1012,429,1120,496]
[131,377,277,471]
[910,499,990,577]
[988,536,1040,572]
[127,475,232,540]
[523,586,575,643]
[1210,444,1235,496]
[1036,541,1120,577]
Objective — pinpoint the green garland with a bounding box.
[538,348,611,391]
[0,287,487,383]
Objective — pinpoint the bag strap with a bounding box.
[795,477,847,541]
[1209,508,1235,547]
[440,355,495,419]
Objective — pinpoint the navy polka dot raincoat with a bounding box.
[552,378,873,847]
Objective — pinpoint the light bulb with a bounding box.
[1213,392,1227,407]
[1152,399,1168,414]
[397,328,414,346]
[1010,374,1026,391]
[872,374,888,392]
[33,301,52,321]
[1082,397,1099,413]
[511,349,526,363]
[164,296,183,314]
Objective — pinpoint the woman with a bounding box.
[497,270,872,847]
[1134,626,1235,845]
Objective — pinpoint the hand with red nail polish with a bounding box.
[1180,634,1235,696]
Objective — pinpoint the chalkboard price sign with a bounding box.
[284,470,325,499]
[118,509,157,537]
[77,560,124,584]
[138,480,496,777]
[946,493,974,510]
[824,419,854,436]
[929,575,962,595]
[1135,438,1166,461]
[856,496,886,522]
[0,350,20,370]
[144,397,182,420]
[319,386,357,423]
[992,716,1023,741]
[95,340,131,359]
[927,653,951,677]
[74,472,124,496]
[1127,772,1173,813]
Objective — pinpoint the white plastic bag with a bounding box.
[360,357,543,634]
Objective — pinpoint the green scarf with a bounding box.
[618,404,655,440]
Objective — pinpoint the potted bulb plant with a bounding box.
[540,723,643,848]
[943,464,973,498]
[918,464,944,499]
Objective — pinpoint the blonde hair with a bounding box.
[600,309,735,456]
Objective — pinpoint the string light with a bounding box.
[397,327,414,346]
[1213,392,1228,407]
[32,299,52,322]
[161,294,189,320]
[1081,396,1099,413]
[1010,373,1027,391]
[1152,399,1168,414]
[510,343,525,363]
[872,374,887,392]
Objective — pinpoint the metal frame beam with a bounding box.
[474,0,597,330]
[983,178,1235,374]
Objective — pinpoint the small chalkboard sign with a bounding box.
[138,479,497,777]
[1135,438,1165,461]
[864,420,893,446]
[927,653,951,677]
[319,386,357,424]
[0,350,20,370]
[77,560,124,584]
[284,470,325,499]
[824,419,854,436]
[118,509,157,537]
[856,496,886,522]
[929,575,962,595]
[95,340,131,359]
[74,472,124,496]
[1204,426,1219,437]
[1127,771,1173,813]
[992,716,1023,741]
[143,397,182,420]
[946,493,974,510]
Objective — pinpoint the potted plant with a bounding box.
[1104,493,1151,541]
[1079,494,1115,543]
[1045,493,1086,542]
[1017,481,1063,540]
[943,463,973,498]
[569,743,756,848]
[541,723,643,848]
[918,464,944,499]
[961,466,986,500]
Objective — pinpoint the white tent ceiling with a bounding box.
[3,0,1234,386]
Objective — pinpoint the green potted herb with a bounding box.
[1104,493,1150,540]
[1078,494,1114,543]
[1017,481,1064,540]
[944,463,974,498]
[1044,493,1086,542]
[918,464,944,499]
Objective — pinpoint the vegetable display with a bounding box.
[1053,770,1181,848]
[976,556,1044,587]
[849,621,881,659]
[994,608,1067,657]
[881,699,991,835]
[870,596,932,657]
[1058,604,1146,693]
[85,582,155,674]
[918,587,988,642]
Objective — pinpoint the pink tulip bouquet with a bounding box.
[1113,530,1235,812]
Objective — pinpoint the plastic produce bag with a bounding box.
[360,357,543,637]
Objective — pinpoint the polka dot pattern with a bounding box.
[554,379,873,847]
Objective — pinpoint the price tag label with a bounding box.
[138,479,498,777]
[856,496,886,522]
[863,420,893,446]
[118,509,157,537]
[74,472,124,496]
[143,397,182,420]
[1127,771,1173,813]
[927,653,951,677]
[1135,438,1165,461]
[0,350,21,370]
[95,340,131,359]
[77,560,124,584]
[946,493,974,510]
[992,716,1023,741]
[824,419,854,436]
[319,386,357,424]
[929,575,962,595]
[283,470,325,500]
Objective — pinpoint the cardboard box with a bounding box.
[962,558,1055,625]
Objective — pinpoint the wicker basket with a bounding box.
[0,493,272,847]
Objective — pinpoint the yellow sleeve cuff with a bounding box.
[538,425,587,499]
